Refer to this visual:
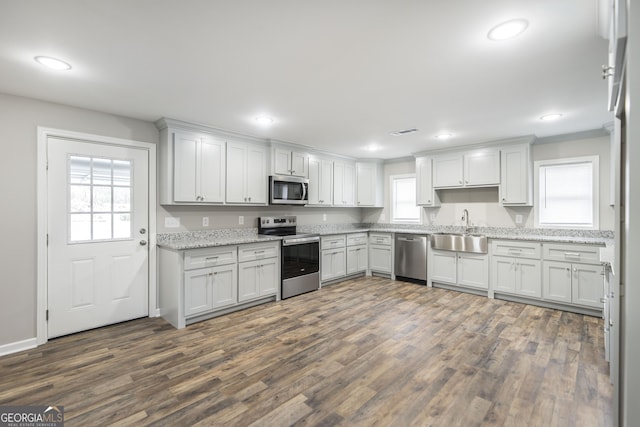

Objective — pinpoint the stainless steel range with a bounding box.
[258,216,320,299]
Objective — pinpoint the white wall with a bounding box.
[158,205,360,232]
[363,135,613,230]
[0,92,159,347]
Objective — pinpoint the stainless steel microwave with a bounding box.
[269,175,309,205]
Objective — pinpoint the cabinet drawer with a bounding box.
[491,240,541,259]
[321,235,346,250]
[238,241,280,263]
[184,246,237,270]
[347,233,368,246]
[369,233,392,246]
[542,243,600,264]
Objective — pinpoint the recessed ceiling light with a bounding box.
[365,144,382,152]
[434,133,453,140]
[487,19,529,41]
[254,116,274,125]
[34,56,72,70]
[540,113,563,121]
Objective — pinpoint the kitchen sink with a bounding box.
[430,232,488,254]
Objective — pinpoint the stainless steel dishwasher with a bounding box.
[394,234,428,284]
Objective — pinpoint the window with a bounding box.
[535,156,599,229]
[68,155,133,242]
[390,174,421,223]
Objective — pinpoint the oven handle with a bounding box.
[282,236,320,246]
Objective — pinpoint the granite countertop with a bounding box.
[157,223,614,250]
[157,229,282,250]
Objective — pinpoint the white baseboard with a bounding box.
[0,338,37,357]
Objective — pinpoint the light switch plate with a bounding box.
[322,214,327,221]
[238,216,244,225]
[515,214,523,224]
[165,217,180,228]
[202,217,209,227]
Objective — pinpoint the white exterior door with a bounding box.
[47,137,149,338]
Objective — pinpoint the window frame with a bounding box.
[534,155,599,229]
[389,173,422,224]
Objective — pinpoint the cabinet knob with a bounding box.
[502,198,506,201]
[427,200,431,203]
[459,180,463,184]
[465,180,468,184]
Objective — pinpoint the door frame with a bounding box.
[36,127,157,345]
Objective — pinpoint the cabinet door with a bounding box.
[369,245,392,273]
[200,137,226,203]
[543,261,572,303]
[245,144,267,204]
[430,250,457,284]
[356,163,376,206]
[173,131,199,202]
[433,154,463,188]
[184,268,213,316]
[226,142,247,203]
[500,144,532,205]
[290,151,308,177]
[457,253,488,289]
[273,148,291,175]
[258,258,279,296]
[333,162,344,206]
[347,245,367,275]
[464,150,500,186]
[211,264,237,309]
[517,259,542,298]
[572,264,603,308]
[343,162,355,206]
[416,156,438,206]
[308,157,321,205]
[492,256,516,293]
[322,249,345,281]
[238,261,260,302]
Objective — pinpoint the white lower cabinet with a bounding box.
[369,233,393,275]
[238,258,278,302]
[321,247,346,281]
[492,256,541,298]
[159,241,280,329]
[542,261,602,308]
[347,245,368,275]
[541,243,603,309]
[430,249,488,290]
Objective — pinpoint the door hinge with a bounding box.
[46,310,49,321]
[46,234,49,246]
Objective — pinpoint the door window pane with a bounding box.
[68,155,133,242]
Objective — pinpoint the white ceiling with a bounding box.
[0,1,612,159]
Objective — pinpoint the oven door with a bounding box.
[270,175,308,205]
[281,240,319,280]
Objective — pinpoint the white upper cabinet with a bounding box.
[499,144,532,206]
[226,141,268,205]
[356,161,383,207]
[158,124,225,205]
[433,149,500,188]
[464,150,500,186]
[415,156,440,206]
[333,160,356,206]
[273,147,308,177]
[433,154,464,187]
[308,156,333,205]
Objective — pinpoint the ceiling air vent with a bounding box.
[390,128,419,136]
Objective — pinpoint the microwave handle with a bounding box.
[302,182,307,201]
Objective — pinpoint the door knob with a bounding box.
[140,240,148,246]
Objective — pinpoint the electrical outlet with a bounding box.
[380,213,385,221]
[202,216,209,227]
[238,215,244,225]
[515,214,523,224]
[430,213,436,221]
[165,217,180,228]
[322,214,327,221]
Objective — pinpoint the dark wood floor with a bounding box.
[0,277,612,426]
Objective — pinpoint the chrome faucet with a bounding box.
[462,209,470,230]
